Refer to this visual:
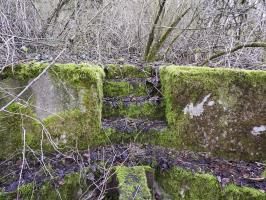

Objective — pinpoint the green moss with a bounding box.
[51,63,104,86]
[156,167,266,200]
[101,125,171,147]
[115,166,152,200]
[1,170,90,200]
[105,64,152,79]
[262,170,266,178]
[0,182,36,200]
[223,184,266,200]
[0,103,38,159]
[156,167,222,200]
[18,182,36,200]
[42,108,105,151]
[0,63,105,159]
[37,172,87,200]
[1,62,105,90]
[0,62,46,82]
[103,80,149,97]
[103,101,165,120]
[160,65,266,160]
[50,64,104,120]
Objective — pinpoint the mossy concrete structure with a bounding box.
[160,66,266,160]
[0,63,105,158]
[115,166,153,200]
[156,167,266,200]
[0,63,265,160]
[0,63,265,199]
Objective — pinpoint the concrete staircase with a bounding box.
[102,64,167,139]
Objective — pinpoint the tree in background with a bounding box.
[0,0,265,69]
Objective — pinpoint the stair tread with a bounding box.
[103,95,162,106]
[102,118,167,133]
[105,77,159,85]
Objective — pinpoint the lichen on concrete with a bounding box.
[115,166,152,200]
[160,65,266,160]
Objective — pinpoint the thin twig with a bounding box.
[0,48,66,112]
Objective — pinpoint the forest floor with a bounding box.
[0,143,265,193]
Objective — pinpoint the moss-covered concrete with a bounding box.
[105,64,152,79]
[0,62,46,82]
[43,109,101,150]
[102,125,169,147]
[103,100,165,120]
[115,166,152,200]
[160,65,266,161]
[156,167,266,200]
[0,62,105,159]
[0,103,39,159]
[103,80,150,97]
[222,184,266,200]
[2,63,266,199]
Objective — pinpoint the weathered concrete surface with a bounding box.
[0,63,104,159]
[160,65,266,160]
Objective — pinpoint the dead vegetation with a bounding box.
[0,0,265,69]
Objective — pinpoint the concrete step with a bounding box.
[102,118,167,134]
[104,64,154,79]
[102,96,165,120]
[103,78,155,97]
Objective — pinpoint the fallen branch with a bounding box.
[201,42,266,66]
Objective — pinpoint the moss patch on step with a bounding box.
[103,80,150,97]
[101,126,171,147]
[103,100,165,120]
[156,167,221,200]
[105,64,152,79]
[160,65,266,160]
[115,166,152,200]
[156,167,266,200]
